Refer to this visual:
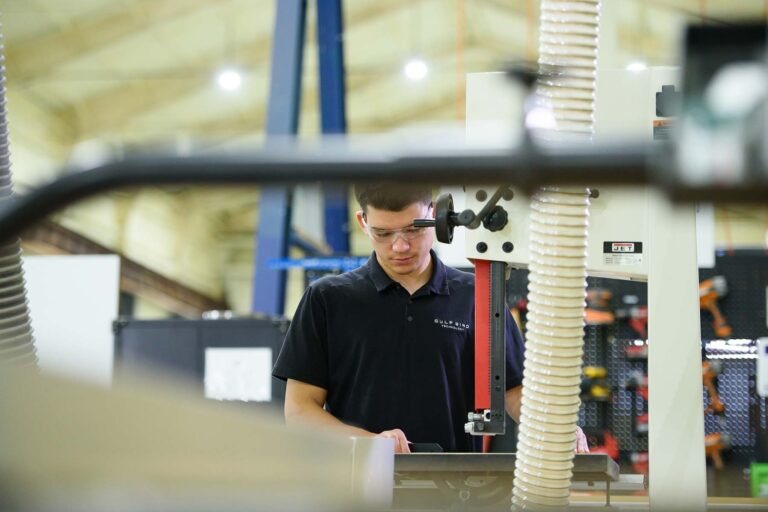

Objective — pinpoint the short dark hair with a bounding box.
[353,183,432,213]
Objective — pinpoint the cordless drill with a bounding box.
[699,276,732,338]
[703,359,732,469]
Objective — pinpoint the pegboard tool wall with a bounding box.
[508,268,651,454]
[699,251,768,456]
[506,249,768,458]
[699,250,768,340]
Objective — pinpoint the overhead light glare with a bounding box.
[404,59,428,81]
[217,69,242,91]
[626,61,647,73]
[525,106,557,130]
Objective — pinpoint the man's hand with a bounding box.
[505,385,522,423]
[379,428,411,453]
[575,425,589,453]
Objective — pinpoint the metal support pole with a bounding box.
[647,191,707,511]
[316,0,349,253]
[252,0,307,315]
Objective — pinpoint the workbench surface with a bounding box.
[394,453,619,483]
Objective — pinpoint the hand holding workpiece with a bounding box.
[576,425,590,454]
[378,428,411,454]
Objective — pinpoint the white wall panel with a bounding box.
[24,255,121,387]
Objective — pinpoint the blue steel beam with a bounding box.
[289,229,332,258]
[317,0,350,254]
[252,0,307,316]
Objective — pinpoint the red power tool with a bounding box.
[616,304,648,340]
[587,430,620,461]
[625,371,649,401]
[625,371,649,435]
[631,451,649,474]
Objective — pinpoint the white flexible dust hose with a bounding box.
[537,0,600,137]
[512,189,590,510]
[0,19,38,368]
[511,1,599,510]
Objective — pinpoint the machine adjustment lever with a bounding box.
[413,192,476,244]
[414,186,512,244]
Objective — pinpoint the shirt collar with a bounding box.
[366,250,450,296]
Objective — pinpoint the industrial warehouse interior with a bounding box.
[1,0,768,510]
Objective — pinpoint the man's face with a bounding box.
[356,202,434,278]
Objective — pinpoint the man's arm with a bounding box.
[284,379,369,435]
[284,379,411,453]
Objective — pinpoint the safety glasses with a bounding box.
[361,211,432,244]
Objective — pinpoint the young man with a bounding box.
[273,183,587,453]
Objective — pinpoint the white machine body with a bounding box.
[758,338,768,398]
[463,68,683,277]
[461,69,708,511]
[462,185,650,279]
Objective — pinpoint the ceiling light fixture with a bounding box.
[404,59,428,81]
[217,69,242,91]
[626,61,647,73]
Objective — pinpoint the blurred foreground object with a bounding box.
[0,367,393,512]
[675,23,768,199]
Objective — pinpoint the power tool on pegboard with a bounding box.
[624,339,648,360]
[617,304,648,339]
[703,359,732,469]
[635,412,649,435]
[625,371,648,401]
[631,451,649,475]
[616,295,648,354]
[585,288,615,325]
[625,370,649,435]
[585,429,619,461]
[699,276,732,338]
[580,365,611,401]
[703,360,725,415]
[705,432,732,471]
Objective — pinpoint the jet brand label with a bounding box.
[603,241,643,266]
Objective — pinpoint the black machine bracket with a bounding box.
[413,186,511,244]
[464,260,508,437]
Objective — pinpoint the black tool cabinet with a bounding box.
[113,316,289,409]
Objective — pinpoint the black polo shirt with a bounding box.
[272,250,525,452]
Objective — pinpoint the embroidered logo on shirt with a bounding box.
[434,318,470,332]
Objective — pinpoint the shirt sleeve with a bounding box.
[272,284,329,389]
[505,309,525,389]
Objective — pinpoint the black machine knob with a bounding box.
[413,193,478,244]
[482,205,509,232]
[434,192,455,244]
